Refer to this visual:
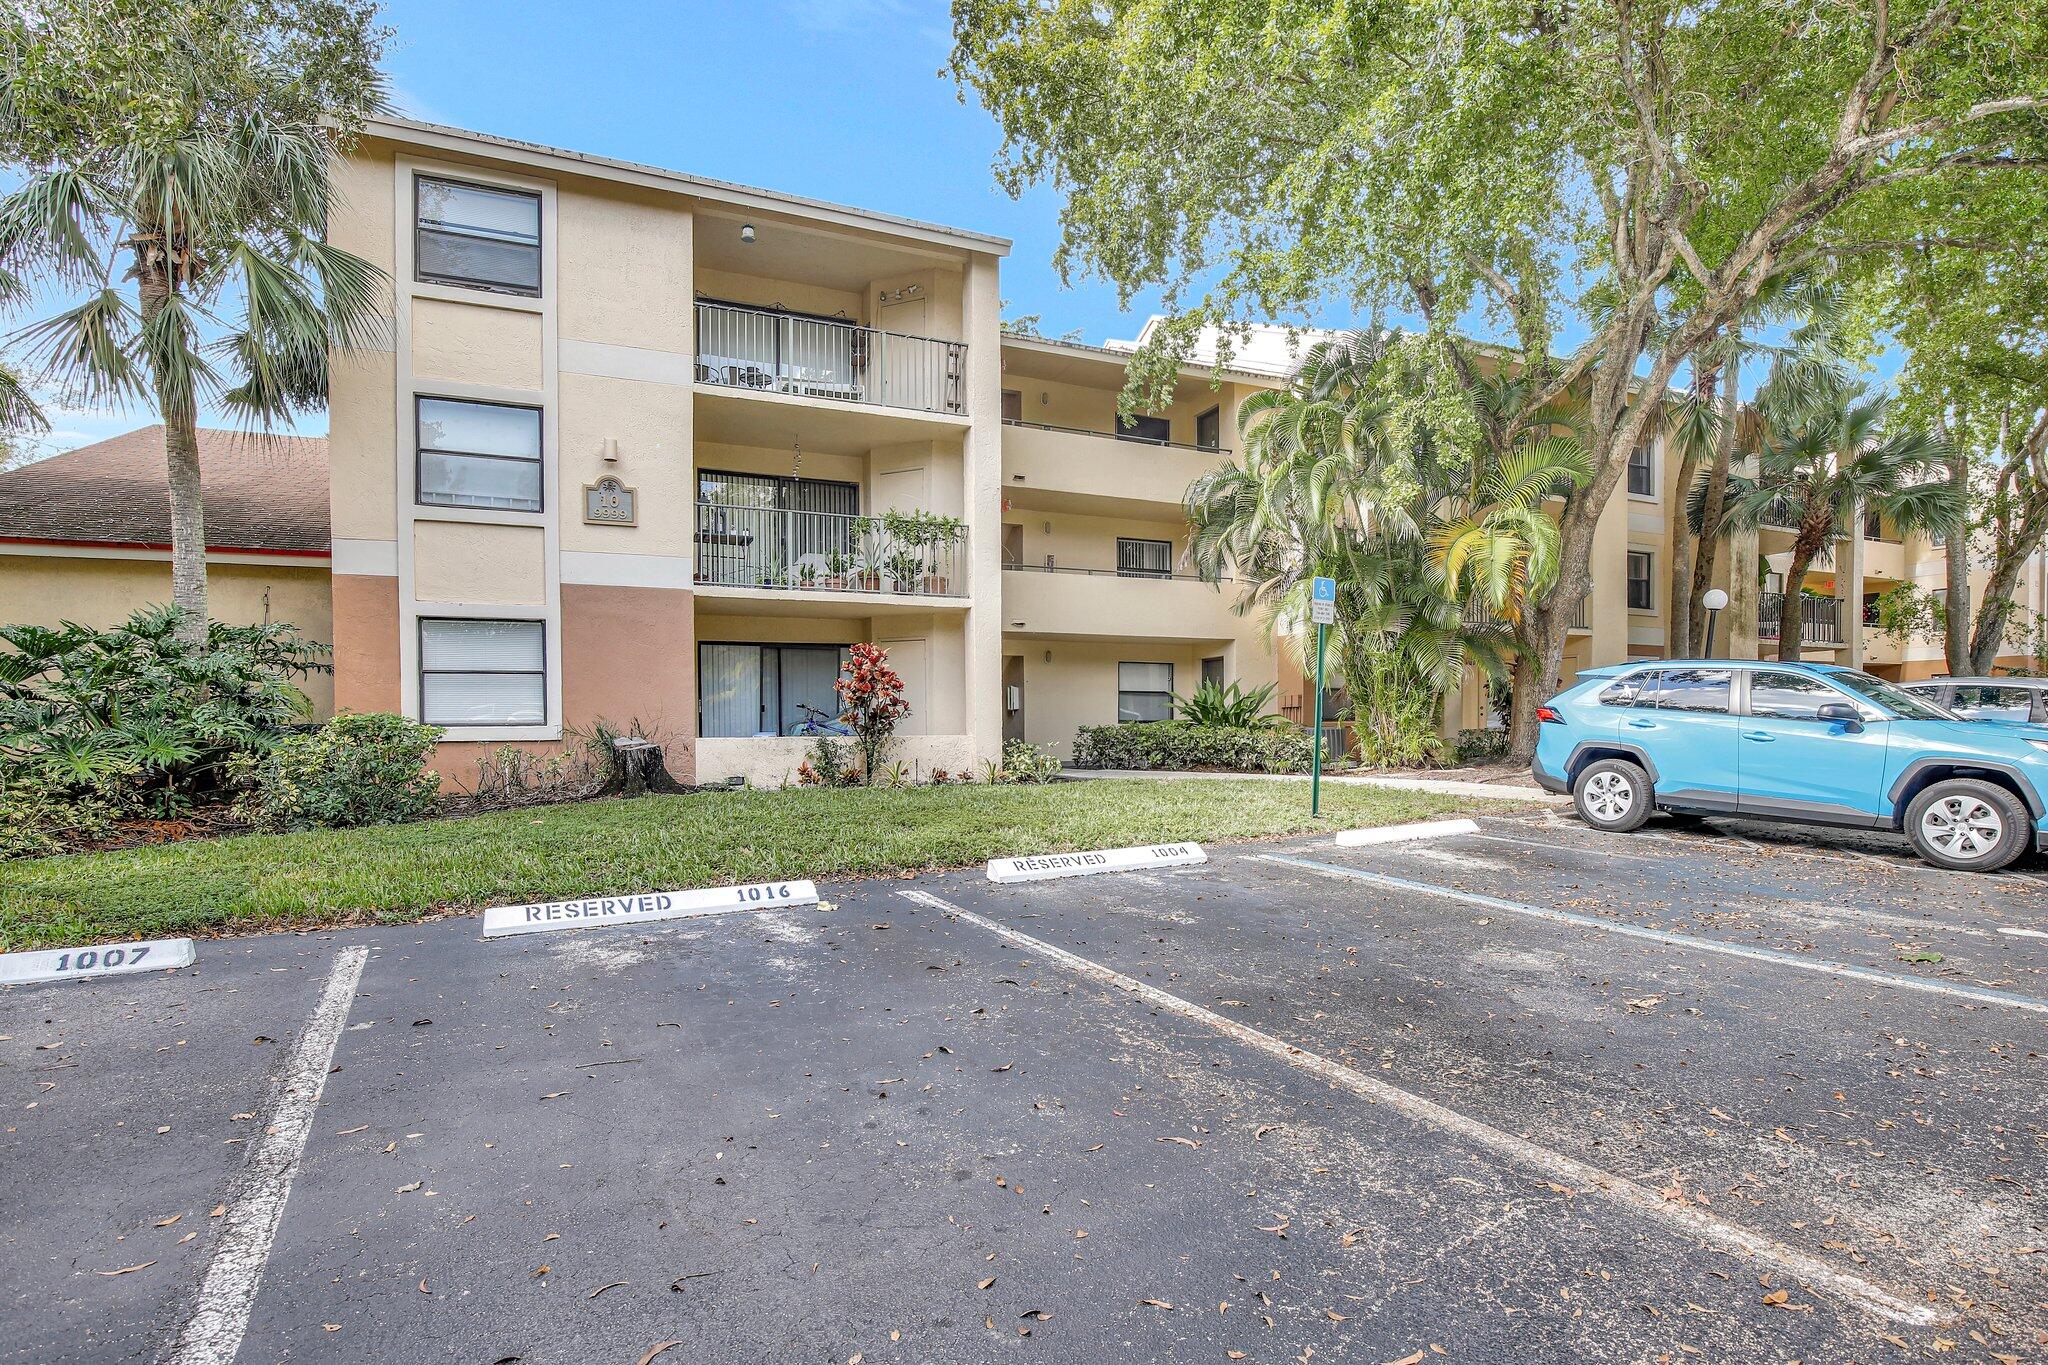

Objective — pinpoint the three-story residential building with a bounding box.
[312,118,2040,784]
[327,118,1010,786]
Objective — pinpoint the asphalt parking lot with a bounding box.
[3,811,2043,1363]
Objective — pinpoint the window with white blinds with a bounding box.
[419,619,546,726]
[1117,661,1174,723]
[415,175,541,295]
[417,397,543,512]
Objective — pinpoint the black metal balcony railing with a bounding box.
[694,504,966,597]
[1757,592,1843,644]
[694,301,966,416]
[1002,560,1210,582]
[1461,594,1591,631]
[1000,417,1228,456]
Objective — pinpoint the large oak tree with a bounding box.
[952,0,2048,754]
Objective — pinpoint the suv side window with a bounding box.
[1749,669,1843,721]
[1951,684,2036,721]
[1655,667,1732,713]
[1600,670,1660,707]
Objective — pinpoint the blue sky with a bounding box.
[24,0,1219,453]
[17,0,1881,454]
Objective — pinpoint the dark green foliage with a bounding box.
[0,605,328,818]
[230,712,442,831]
[1072,721,1314,774]
[1173,679,1280,728]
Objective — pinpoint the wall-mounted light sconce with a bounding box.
[1040,392,1049,405]
[878,283,925,305]
[601,438,621,464]
[739,223,756,244]
[1043,650,1053,664]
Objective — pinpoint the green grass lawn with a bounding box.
[0,780,1504,950]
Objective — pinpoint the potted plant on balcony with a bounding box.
[884,548,926,594]
[823,551,850,591]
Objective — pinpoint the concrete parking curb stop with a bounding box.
[1334,817,1482,847]
[987,841,1206,883]
[479,880,819,939]
[0,937,195,987]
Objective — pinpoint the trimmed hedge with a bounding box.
[1071,720,1314,774]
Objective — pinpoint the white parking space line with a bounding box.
[1999,927,2048,941]
[165,946,370,1365]
[895,886,1941,1326]
[1260,853,2048,1016]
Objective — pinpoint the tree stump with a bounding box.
[605,737,692,796]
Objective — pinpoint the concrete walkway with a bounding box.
[1063,766,1568,804]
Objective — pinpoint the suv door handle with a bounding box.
[1742,730,1776,742]
[1625,718,1657,729]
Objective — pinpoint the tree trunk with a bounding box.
[1685,351,1741,654]
[1970,526,2035,674]
[1665,343,1720,658]
[138,271,209,647]
[1777,543,1822,664]
[1506,617,1568,762]
[1942,437,1970,675]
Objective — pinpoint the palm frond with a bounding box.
[10,289,144,407]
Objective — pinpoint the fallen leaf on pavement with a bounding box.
[588,1282,627,1299]
[96,1262,155,1276]
[636,1343,683,1365]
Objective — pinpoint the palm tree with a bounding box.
[1187,332,1510,760]
[1430,435,1590,627]
[0,65,386,644]
[0,353,47,469]
[1722,370,1959,661]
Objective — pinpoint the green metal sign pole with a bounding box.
[1310,620,1327,817]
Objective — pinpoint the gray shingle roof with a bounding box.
[0,426,328,555]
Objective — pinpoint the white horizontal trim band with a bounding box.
[331,538,399,576]
[559,338,693,386]
[559,550,694,590]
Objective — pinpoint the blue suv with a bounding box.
[1532,660,2048,872]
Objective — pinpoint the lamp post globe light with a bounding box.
[1702,588,1730,657]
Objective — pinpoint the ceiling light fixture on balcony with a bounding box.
[740,223,756,244]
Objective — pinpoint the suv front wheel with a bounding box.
[1904,779,2030,873]
[1572,758,1653,833]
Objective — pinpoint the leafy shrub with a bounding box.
[0,772,118,860]
[795,735,861,788]
[1453,728,1510,764]
[1173,679,1281,728]
[835,643,910,784]
[230,713,442,831]
[0,606,328,814]
[1354,696,1451,769]
[1071,721,1314,774]
[995,738,1063,784]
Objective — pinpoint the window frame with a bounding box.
[1116,536,1174,579]
[1626,550,1654,611]
[417,617,548,728]
[1116,660,1175,724]
[695,641,852,738]
[414,394,546,514]
[1626,441,1656,497]
[413,173,543,298]
[1744,667,1849,723]
[1195,406,1222,452]
[1116,413,1173,445]
[1654,665,1734,714]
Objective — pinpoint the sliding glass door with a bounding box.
[699,643,851,737]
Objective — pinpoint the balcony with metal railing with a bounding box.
[694,503,967,600]
[693,301,967,417]
[1757,592,1843,645]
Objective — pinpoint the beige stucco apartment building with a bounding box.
[236,114,2048,775]
[9,117,2037,778]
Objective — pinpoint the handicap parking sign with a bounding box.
[1311,576,1336,624]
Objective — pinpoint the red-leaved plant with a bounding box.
[834,642,911,785]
